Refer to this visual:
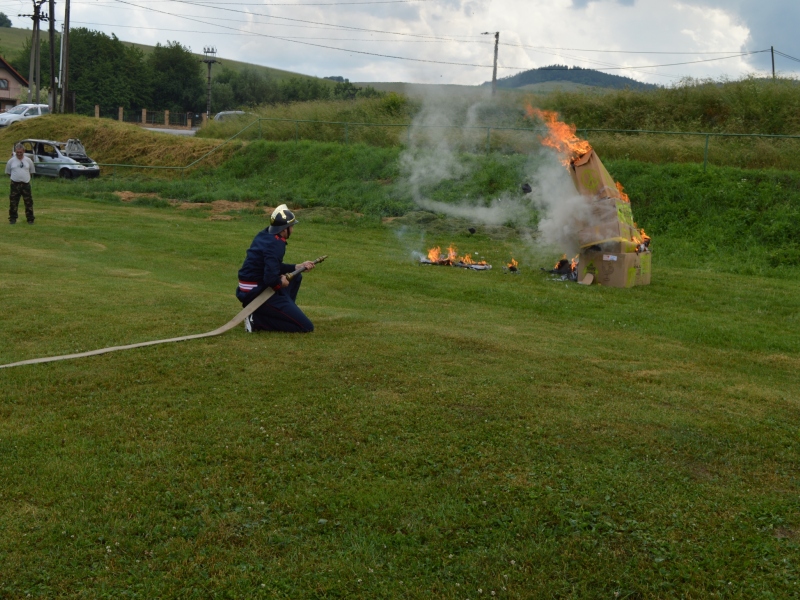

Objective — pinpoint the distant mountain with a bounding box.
[489,65,657,90]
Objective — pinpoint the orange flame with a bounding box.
[424,245,487,266]
[571,254,578,271]
[507,257,518,269]
[615,181,630,203]
[526,106,592,166]
[554,253,567,269]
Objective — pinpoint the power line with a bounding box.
[107,0,771,78]
[75,0,438,3]
[520,51,769,71]
[163,0,484,41]
[70,20,469,41]
[112,0,503,67]
[774,50,800,64]
[500,42,762,55]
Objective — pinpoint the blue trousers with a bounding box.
[240,273,314,333]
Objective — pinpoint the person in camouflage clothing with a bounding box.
[6,142,35,224]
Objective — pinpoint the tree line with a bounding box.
[9,27,381,115]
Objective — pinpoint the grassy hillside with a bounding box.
[494,65,656,91]
[0,26,330,86]
[0,26,31,62]
[1,195,799,597]
[0,114,242,168]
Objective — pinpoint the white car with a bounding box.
[17,138,100,179]
[0,104,50,127]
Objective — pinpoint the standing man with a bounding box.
[6,143,35,224]
[236,204,316,333]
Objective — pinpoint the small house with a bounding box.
[0,55,28,112]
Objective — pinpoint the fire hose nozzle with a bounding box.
[285,255,328,282]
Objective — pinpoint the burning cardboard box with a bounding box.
[528,107,651,288]
[570,150,646,255]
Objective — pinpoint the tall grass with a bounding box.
[0,115,242,173]
[196,94,417,145]
[539,76,800,134]
[194,78,800,169]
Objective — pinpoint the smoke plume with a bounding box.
[399,89,531,228]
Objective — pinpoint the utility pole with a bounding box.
[20,0,47,103]
[60,0,70,112]
[48,0,55,111]
[771,46,775,80]
[481,31,499,95]
[200,47,219,118]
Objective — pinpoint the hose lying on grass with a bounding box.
[0,256,327,370]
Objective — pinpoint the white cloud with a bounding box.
[47,0,797,84]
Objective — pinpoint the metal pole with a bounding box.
[345,122,348,145]
[48,0,55,111]
[34,8,41,104]
[486,127,491,153]
[61,0,70,112]
[771,46,775,80]
[703,135,710,172]
[27,4,36,102]
[206,62,212,118]
[57,23,64,104]
[295,121,298,144]
[200,47,218,119]
[492,32,499,96]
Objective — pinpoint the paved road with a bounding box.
[144,127,197,136]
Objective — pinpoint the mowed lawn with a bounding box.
[1,195,799,598]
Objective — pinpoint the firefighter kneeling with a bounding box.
[236,204,316,333]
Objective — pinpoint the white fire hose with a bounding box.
[0,256,327,370]
[0,288,273,370]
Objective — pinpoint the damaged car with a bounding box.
[16,138,100,179]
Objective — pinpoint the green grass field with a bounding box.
[1,191,799,597]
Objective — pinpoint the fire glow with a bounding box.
[420,245,492,270]
[528,107,652,254]
[526,107,592,166]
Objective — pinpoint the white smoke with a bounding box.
[398,91,595,256]
[399,89,531,228]
[414,195,528,226]
[523,153,592,255]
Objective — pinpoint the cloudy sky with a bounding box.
[3,0,798,85]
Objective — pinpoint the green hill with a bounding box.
[0,26,330,86]
[493,65,657,91]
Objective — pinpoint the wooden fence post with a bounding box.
[142,108,147,124]
[94,105,99,118]
[118,107,123,121]
[164,110,170,127]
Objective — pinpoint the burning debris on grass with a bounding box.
[526,107,653,288]
[419,245,492,270]
[503,258,519,274]
[542,254,578,281]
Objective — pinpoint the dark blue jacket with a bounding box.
[236,229,295,303]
